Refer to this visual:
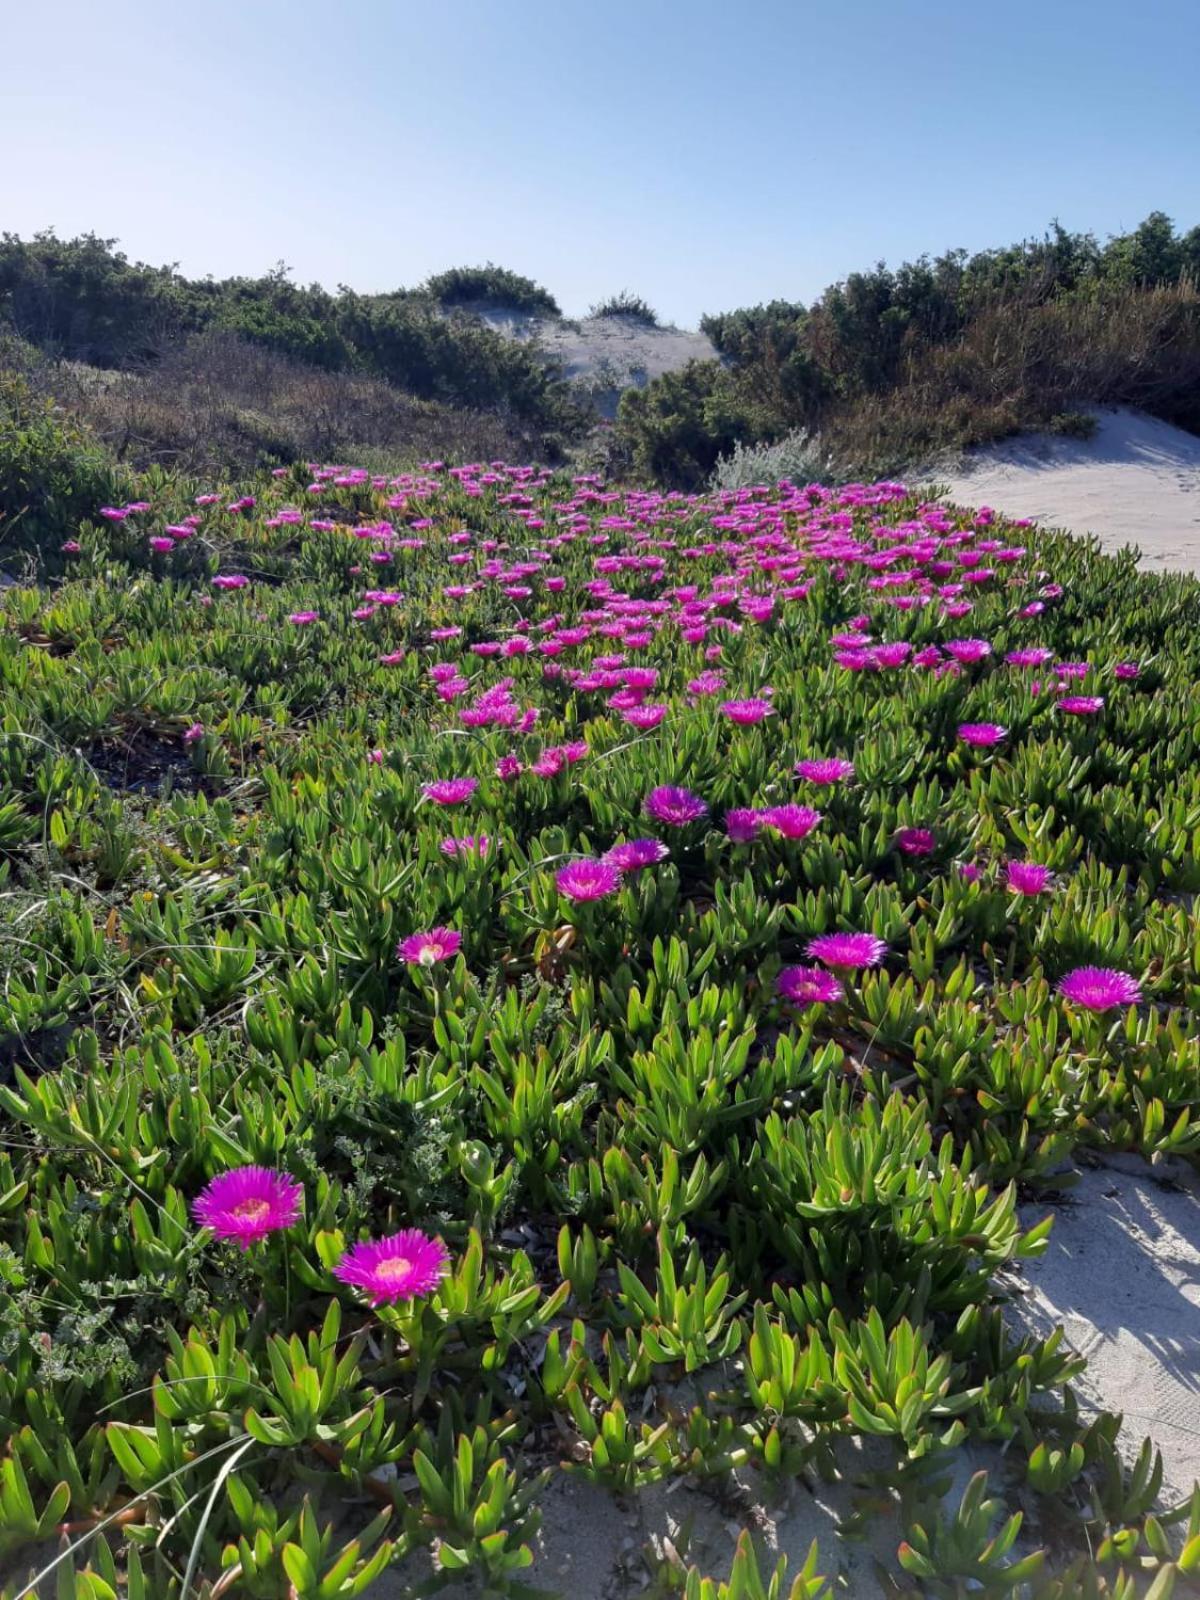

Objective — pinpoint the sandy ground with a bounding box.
[923,407,1200,575]
[1012,1157,1200,1505]
[361,1155,1200,1597]
[467,304,717,417]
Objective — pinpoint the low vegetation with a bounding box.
[2,449,1200,1596]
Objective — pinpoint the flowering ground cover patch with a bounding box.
[3,463,1200,1595]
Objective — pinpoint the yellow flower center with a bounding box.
[373,1256,412,1286]
[231,1198,271,1224]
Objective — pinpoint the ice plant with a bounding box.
[440,835,491,858]
[895,827,936,856]
[398,927,462,966]
[1006,862,1053,894]
[192,1167,303,1251]
[423,778,479,805]
[806,931,887,970]
[1057,695,1105,715]
[334,1229,450,1307]
[795,757,855,785]
[604,838,669,872]
[719,697,774,725]
[725,808,763,842]
[1057,966,1142,1011]
[760,804,822,841]
[958,722,1007,747]
[645,785,708,826]
[556,859,622,901]
[777,965,844,1008]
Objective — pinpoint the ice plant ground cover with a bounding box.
[4,466,1200,1598]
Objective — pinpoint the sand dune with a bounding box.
[923,407,1200,575]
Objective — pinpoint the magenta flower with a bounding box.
[623,704,668,730]
[760,804,822,841]
[398,927,462,966]
[192,1166,303,1251]
[795,757,855,785]
[556,859,623,902]
[777,965,844,1008]
[288,610,319,625]
[645,785,708,826]
[334,1229,450,1307]
[806,931,888,970]
[1006,861,1053,895]
[725,808,763,842]
[1113,661,1140,680]
[896,827,936,857]
[440,835,491,858]
[423,778,478,805]
[182,722,205,746]
[958,722,1007,747]
[1005,647,1052,668]
[943,638,992,664]
[604,838,669,872]
[149,536,175,554]
[1057,695,1104,715]
[959,862,982,883]
[212,574,249,590]
[1057,966,1142,1011]
[719,698,774,725]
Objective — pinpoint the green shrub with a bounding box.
[589,290,660,326]
[423,264,561,316]
[0,368,123,556]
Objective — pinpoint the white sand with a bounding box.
[1012,1158,1200,1505]
[923,407,1200,575]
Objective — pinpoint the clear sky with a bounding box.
[7,0,1199,326]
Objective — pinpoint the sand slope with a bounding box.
[465,304,718,416]
[924,408,1200,574]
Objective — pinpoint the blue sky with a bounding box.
[8,0,1199,326]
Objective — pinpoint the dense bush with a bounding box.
[622,214,1200,484]
[423,263,560,316]
[0,234,583,445]
[0,365,125,558]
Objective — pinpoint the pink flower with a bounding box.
[1113,661,1140,680]
[777,966,843,1008]
[958,722,1006,747]
[604,838,669,872]
[1057,966,1142,1011]
[193,1166,303,1251]
[334,1229,450,1307]
[943,638,992,664]
[423,778,478,805]
[795,757,855,785]
[806,931,887,970]
[60,540,82,554]
[556,859,623,901]
[398,927,462,966]
[760,804,822,841]
[645,786,708,826]
[212,574,249,590]
[440,835,491,858]
[1057,695,1104,715]
[896,827,936,857]
[959,862,982,883]
[1006,862,1053,895]
[623,704,668,730]
[719,698,774,725]
[149,536,175,554]
[288,610,319,625]
[495,756,523,781]
[1005,648,1052,668]
[725,808,763,842]
[182,722,205,745]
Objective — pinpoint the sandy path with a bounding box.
[922,408,1200,575]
